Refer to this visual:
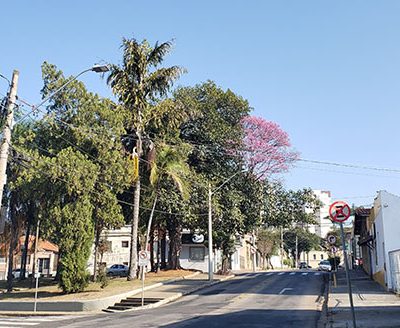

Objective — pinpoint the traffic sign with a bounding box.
[138,250,150,266]
[329,201,351,223]
[327,235,337,245]
[250,246,256,254]
[331,246,337,253]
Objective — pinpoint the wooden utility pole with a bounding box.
[0,70,19,209]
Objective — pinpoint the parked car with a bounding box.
[11,268,29,279]
[107,264,129,277]
[318,260,332,272]
[298,262,311,269]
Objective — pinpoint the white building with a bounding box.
[87,225,132,274]
[307,190,334,238]
[367,191,400,292]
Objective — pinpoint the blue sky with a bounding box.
[2,1,400,207]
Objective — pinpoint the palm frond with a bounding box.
[147,40,174,66]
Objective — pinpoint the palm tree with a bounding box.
[145,143,189,251]
[107,38,184,280]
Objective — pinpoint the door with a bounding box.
[389,250,400,293]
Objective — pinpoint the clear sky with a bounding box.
[2,1,400,208]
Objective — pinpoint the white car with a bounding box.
[318,260,332,272]
[107,264,129,277]
[11,268,29,279]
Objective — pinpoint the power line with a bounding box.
[299,158,400,173]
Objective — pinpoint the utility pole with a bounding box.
[295,234,298,268]
[208,183,213,281]
[280,227,283,268]
[252,231,256,272]
[0,70,19,209]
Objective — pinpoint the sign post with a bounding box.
[329,201,356,328]
[138,250,150,307]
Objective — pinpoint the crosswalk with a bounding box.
[0,315,80,327]
[245,271,325,277]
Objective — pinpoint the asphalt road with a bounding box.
[6,270,328,328]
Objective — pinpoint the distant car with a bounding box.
[299,262,311,269]
[11,268,29,279]
[107,264,129,277]
[318,260,332,272]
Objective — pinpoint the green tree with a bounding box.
[283,228,321,265]
[12,63,130,292]
[256,228,280,269]
[107,38,185,279]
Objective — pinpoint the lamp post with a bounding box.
[0,65,109,212]
[208,170,246,281]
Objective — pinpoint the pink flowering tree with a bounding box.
[241,116,298,179]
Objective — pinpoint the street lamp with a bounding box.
[33,64,109,111]
[208,169,246,281]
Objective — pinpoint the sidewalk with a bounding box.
[0,273,234,315]
[326,269,400,328]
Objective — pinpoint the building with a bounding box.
[87,226,132,274]
[355,191,400,293]
[307,190,334,239]
[0,236,59,279]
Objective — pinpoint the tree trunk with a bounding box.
[160,230,167,270]
[167,218,182,270]
[93,227,101,281]
[150,231,155,272]
[7,194,19,292]
[156,227,160,273]
[20,219,31,280]
[128,177,140,280]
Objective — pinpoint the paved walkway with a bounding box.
[327,269,400,328]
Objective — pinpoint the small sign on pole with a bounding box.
[327,235,336,245]
[138,250,149,307]
[329,201,356,328]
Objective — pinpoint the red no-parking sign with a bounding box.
[329,201,351,223]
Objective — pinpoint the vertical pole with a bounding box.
[295,234,298,269]
[0,70,19,209]
[208,183,213,281]
[280,227,284,268]
[340,222,356,328]
[252,231,256,272]
[33,219,40,312]
[141,265,145,307]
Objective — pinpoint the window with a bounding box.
[320,254,324,260]
[189,247,205,261]
[0,257,5,263]
[313,254,316,260]
[121,241,129,248]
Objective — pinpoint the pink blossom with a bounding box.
[241,116,298,179]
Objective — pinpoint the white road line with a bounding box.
[314,272,321,276]
[278,287,293,295]
[277,272,285,275]
[289,272,296,275]
[0,321,38,325]
[302,273,308,276]
[266,273,274,276]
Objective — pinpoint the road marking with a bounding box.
[279,287,293,295]
[302,273,308,276]
[289,272,296,275]
[0,321,38,325]
[277,272,285,275]
[314,272,321,276]
[266,273,274,276]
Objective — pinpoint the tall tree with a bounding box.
[107,38,184,279]
[241,115,298,180]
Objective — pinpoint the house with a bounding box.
[0,236,59,279]
[87,225,132,274]
[355,191,400,292]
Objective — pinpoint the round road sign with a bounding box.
[331,246,337,253]
[329,201,351,223]
[327,235,337,245]
[138,250,150,266]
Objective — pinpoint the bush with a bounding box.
[96,267,109,289]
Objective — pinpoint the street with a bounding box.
[3,271,328,328]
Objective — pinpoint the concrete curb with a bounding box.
[105,274,236,313]
[0,271,201,314]
[317,272,331,328]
